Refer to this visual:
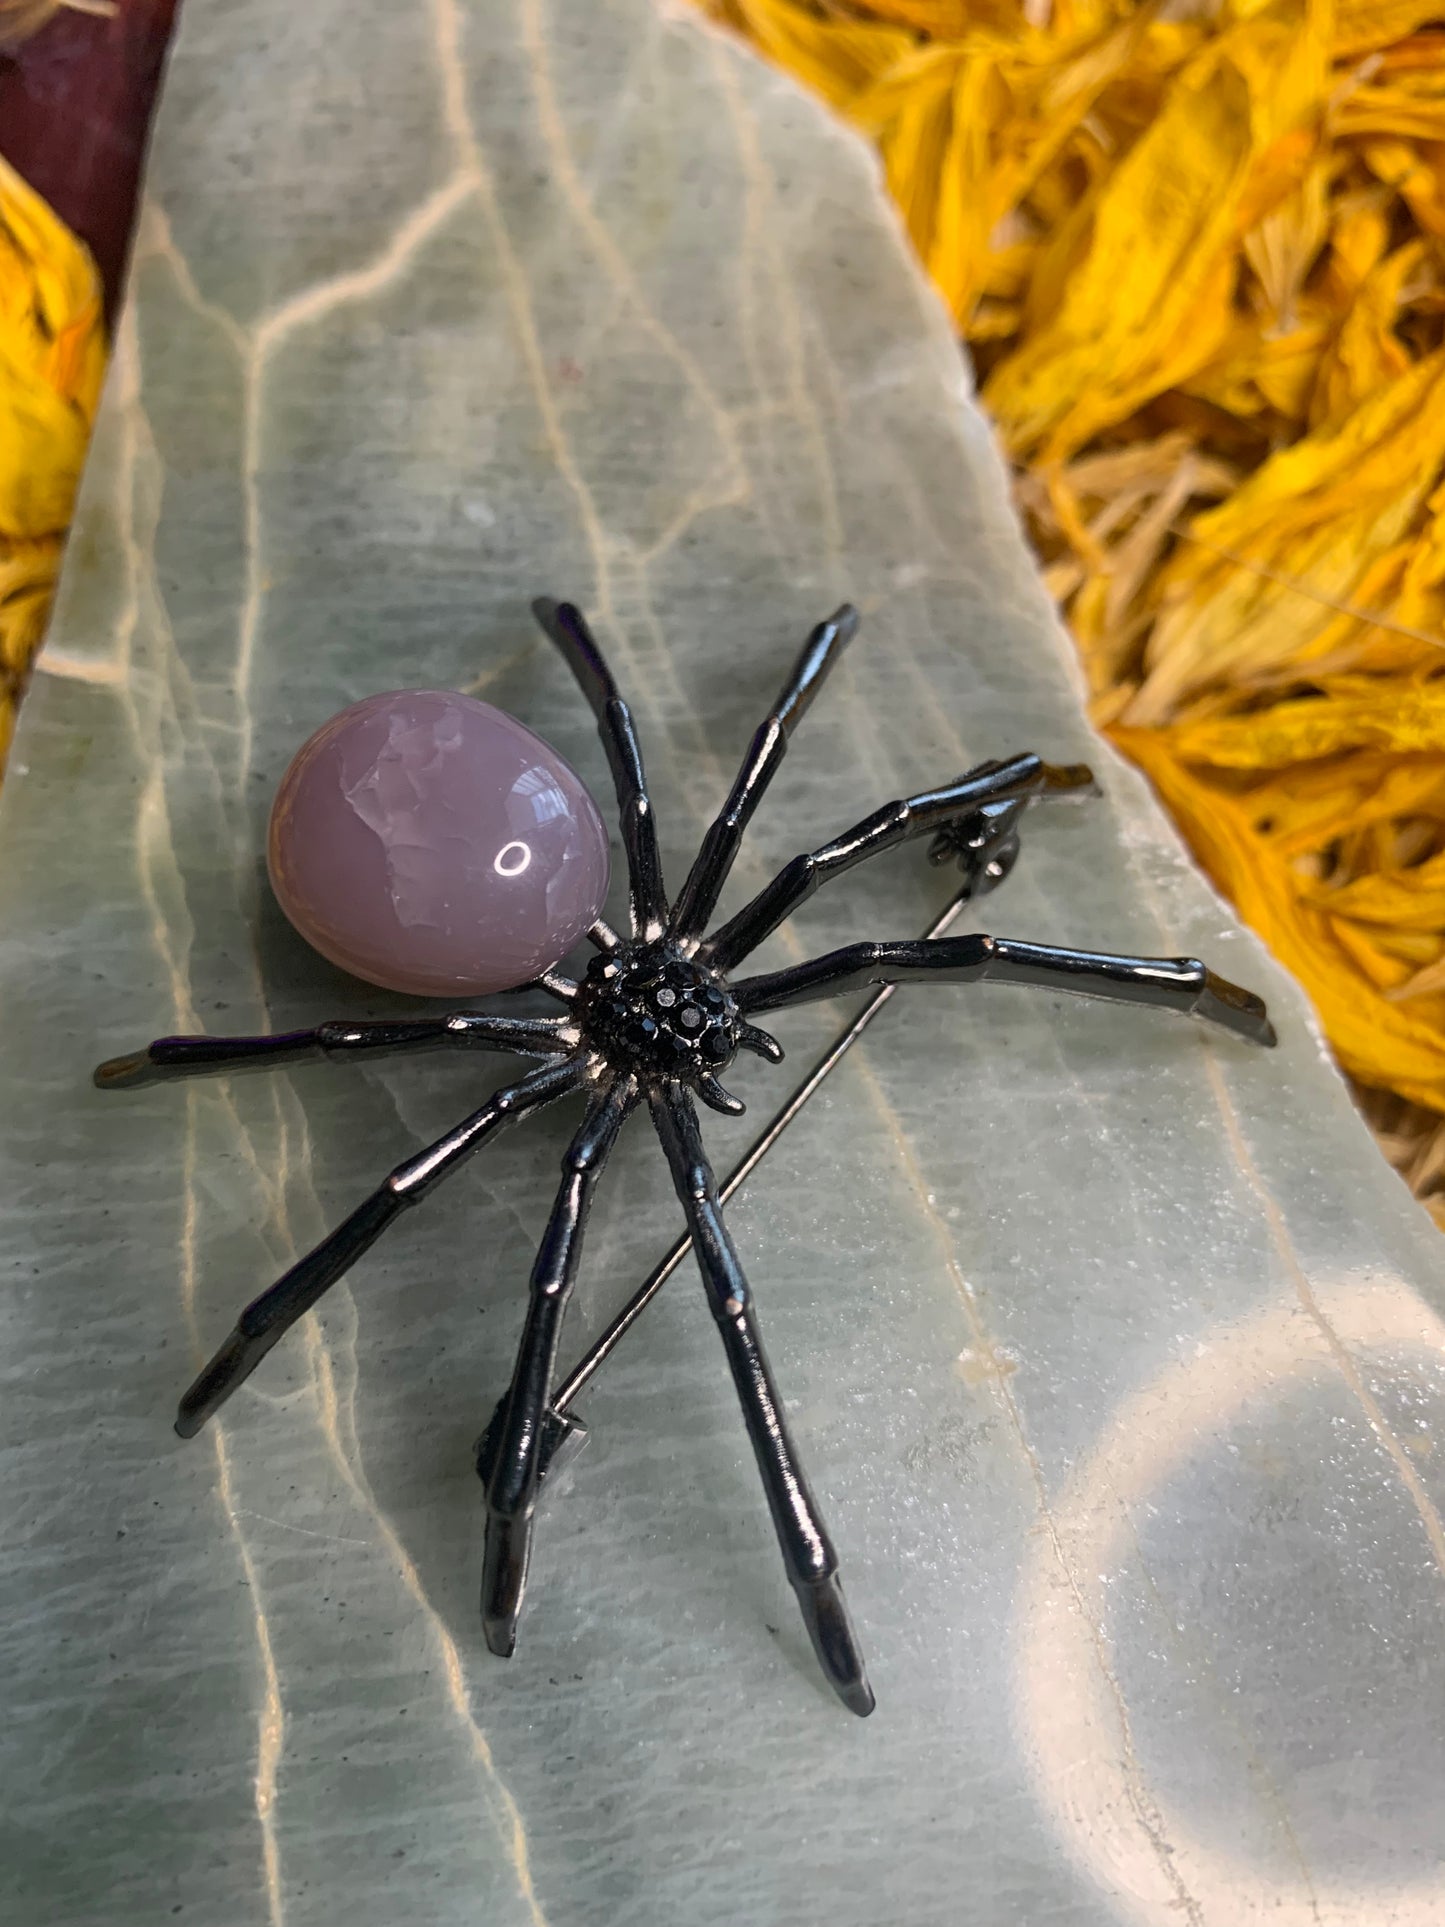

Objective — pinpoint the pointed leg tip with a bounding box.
[483,1617,518,1659]
[172,1326,258,1438]
[842,1677,877,1718]
[1199,971,1277,1048]
[481,1549,523,1657]
[821,1651,876,1719]
[481,1513,532,1656]
[792,1572,874,1718]
[175,1373,219,1436]
[480,1573,522,1657]
[1042,761,1099,799]
[93,1050,153,1090]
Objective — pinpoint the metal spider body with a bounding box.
[96,598,1276,1716]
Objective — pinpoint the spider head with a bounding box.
[577,941,742,1087]
[576,942,782,1114]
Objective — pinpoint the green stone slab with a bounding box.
[3,2,1444,1923]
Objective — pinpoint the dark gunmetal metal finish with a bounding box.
[530,969,578,1003]
[650,1081,874,1715]
[667,604,859,942]
[517,788,1034,1460]
[173,1056,587,1439]
[733,936,1279,1046]
[98,597,1278,1715]
[700,752,1085,973]
[480,1074,639,1656]
[532,597,668,939]
[94,1013,577,1089]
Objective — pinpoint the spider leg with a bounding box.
[93,1013,578,1090]
[480,1072,638,1656]
[702,756,1091,973]
[667,605,859,942]
[650,1081,874,1716]
[733,935,1277,1047]
[530,969,579,1004]
[174,1055,589,1437]
[532,597,668,939]
[925,761,1095,875]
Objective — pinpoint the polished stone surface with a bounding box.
[3,1,1445,1923]
[269,689,610,996]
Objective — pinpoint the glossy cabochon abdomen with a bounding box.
[268,689,611,997]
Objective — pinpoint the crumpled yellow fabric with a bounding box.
[702,0,1445,1220]
[0,153,107,770]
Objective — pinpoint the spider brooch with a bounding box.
[96,598,1276,1716]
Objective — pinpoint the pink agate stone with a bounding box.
[268,689,610,997]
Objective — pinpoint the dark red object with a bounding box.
[0,0,181,318]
